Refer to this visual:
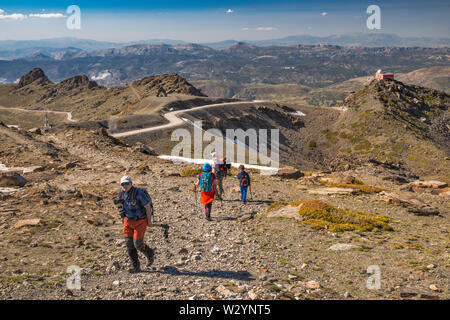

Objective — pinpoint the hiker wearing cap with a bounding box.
[194,163,218,221]
[118,176,155,273]
[237,165,251,204]
[211,152,225,200]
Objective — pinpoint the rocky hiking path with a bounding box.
[0,128,280,300]
[1,120,448,300]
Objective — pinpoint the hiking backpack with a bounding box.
[218,163,227,176]
[200,172,213,192]
[240,172,250,187]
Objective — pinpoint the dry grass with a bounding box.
[267,200,393,232]
[323,182,384,194]
[181,167,202,177]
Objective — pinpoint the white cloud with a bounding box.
[257,27,277,31]
[226,9,234,14]
[242,27,278,31]
[321,12,327,16]
[0,9,65,21]
[29,13,66,18]
[0,12,27,20]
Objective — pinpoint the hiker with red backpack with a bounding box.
[194,163,218,221]
[237,165,251,204]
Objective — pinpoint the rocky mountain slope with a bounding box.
[195,66,450,107]
[0,120,448,300]
[0,68,209,122]
[325,79,449,178]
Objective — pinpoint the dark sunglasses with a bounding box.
[121,182,130,186]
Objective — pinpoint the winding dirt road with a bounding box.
[1,100,265,137]
[0,105,75,122]
[110,100,264,138]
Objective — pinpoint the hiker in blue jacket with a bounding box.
[237,165,251,204]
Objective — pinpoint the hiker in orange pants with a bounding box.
[118,176,155,273]
[194,163,218,221]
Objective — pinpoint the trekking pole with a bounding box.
[193,185,198,212]
[152,223,170,239]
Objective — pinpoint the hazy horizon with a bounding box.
[0,1,449,42]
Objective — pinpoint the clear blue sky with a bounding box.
[0,1,449,41]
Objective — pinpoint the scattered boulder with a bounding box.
[95,127,109,137]
[328,173,356,184]
[86,216,103,226]
[382,175,409,184]
[65,162,78,169]
[106,261,121,273]
[133,142,157,156]
[14,219,41,229]
[297,176,322,186]
[247,290,258,300]
[409,180,447,189]
[408,206,440,216]
[0,187,18,195]
[75,189,102,201]
[28,128,42,135]
[431,187,450,198]
[379,192,440,216]
[0,172,27,187]
[276,167,303,179]
[237,212,255,222]
[163,171,181,177]
[429,284,441,292]
[215,285,236,298]
[266,204,303,221]
[305,280,320,290]
[328,243,357,251]
[23,166,44,174]
[308,187,358,195]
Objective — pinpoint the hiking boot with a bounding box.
[206,212,212,221]
[126,238,141,273]
[128,256,141,273]
[143,246,155,267]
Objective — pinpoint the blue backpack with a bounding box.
[200,172,213,192]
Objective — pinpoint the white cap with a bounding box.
[120,175,132,184]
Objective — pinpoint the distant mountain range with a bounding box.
[0,33,449,60]
[0,40,448,88]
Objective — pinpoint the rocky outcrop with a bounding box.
[55,75,99,91]
[133,73,206,97]
[17,68,51,88]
